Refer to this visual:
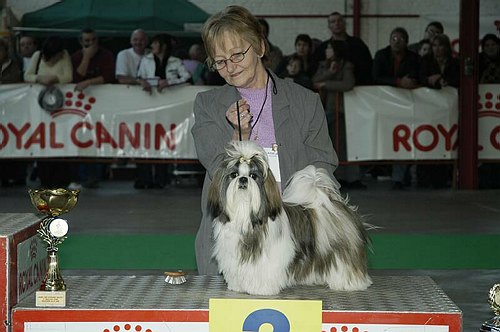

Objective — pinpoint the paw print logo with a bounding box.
[51,91,97,118]
[478,91,500,118]
[323,325,367,332]
[103,323,152,332]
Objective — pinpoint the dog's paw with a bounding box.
[327,275,372,291]
[244,284,282,296]
[226,283,245,293]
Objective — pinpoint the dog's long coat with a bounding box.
[208,141,372,295]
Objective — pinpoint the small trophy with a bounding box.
[480,284,500,331]
[28,188,79,307]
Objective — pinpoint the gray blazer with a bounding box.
[191,70,339,275]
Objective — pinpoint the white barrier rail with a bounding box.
[0,84,212,159]
[344,84,499,161]
[0,83,498,161]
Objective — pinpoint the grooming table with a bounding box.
[0,213,44,332]
[12,275,461,332]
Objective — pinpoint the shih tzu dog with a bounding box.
[208,141,372,295]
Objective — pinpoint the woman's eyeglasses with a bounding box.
[210,45,252,71]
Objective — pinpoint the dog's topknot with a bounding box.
[224,141,269,177]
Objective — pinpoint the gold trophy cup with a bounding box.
[28,188,79,306]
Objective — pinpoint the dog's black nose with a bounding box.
[238,177,248,189]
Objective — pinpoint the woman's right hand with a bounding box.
[226,99,252,139]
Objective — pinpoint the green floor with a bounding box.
[58,234,499,270]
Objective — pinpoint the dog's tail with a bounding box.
[282,165,342,207]
[282,165,368,248]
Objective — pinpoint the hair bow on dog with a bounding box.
[239,156,251,164]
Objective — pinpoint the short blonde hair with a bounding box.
[202,5,267,67]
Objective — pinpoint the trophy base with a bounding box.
[480,321,500,332]
[36,290,66,307]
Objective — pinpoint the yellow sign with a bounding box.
[209,298,322,332]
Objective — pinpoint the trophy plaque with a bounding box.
[480,284,500,331]
[28,188,79,307]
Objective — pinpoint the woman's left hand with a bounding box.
[226,99,251,128]
[226,99,253,139]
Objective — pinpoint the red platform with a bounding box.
[12,275,461,332]
[0,213,44,332]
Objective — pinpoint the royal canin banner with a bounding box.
[0,84,212,159]
[1,84,499,161]
[344,84,500,161]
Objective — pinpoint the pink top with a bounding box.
[237,80,275,148]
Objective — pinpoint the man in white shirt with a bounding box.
[19,35,37,72]
[115,29,148,84]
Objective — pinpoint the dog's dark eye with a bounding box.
[230,172,238,179]
[250,173,258,180]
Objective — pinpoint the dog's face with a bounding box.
[208,141,282,227]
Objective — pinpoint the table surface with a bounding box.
[13,275,461,313]
[0,213,40,237]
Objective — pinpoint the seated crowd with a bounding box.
[0,15,499,190]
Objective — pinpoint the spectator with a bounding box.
[479,33,500,84]
[372,27,420,89]
[68,28,115,190]
[417,39,432,58]
[313,40,355,119]
[419,34,459,89]
[312,40,364,189]
[182,43,209,85]
[372,27,420,190]
[314,12,372,85]
[137,33,191,93]
[16,36,38,182]
[115,29,148,85]
[18,35,37,72]
[0,38,26,187]
[408,21,444,53]
[24,36,73,188]
[280,54,313,89]
[418,33,458,189]
[134,34,191,189]
[0,38,22,83]
[276,34,318,79]
[258,18,283,72]
[24,36,72,85]
[72,28,115,91]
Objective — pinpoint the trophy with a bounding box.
[28,188,79,307]
[480,284,500,331]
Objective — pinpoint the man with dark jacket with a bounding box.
[372,27,420,89]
